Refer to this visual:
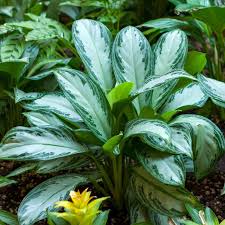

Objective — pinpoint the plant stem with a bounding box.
[88,176,109,197]
[216,32,225,82]
[112,153,123,210]
[88,154,114,195]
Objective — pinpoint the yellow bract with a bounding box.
[52,188,108,225]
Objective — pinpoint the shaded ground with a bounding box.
[0,161,129,225]
[0,161,225,224]
[186,171,225,221]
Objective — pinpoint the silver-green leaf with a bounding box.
[198,74,225,108]
[72,19,113,92]
[37,156,91,174]
[135,149,186,186]
[123,119,176,153]
[170,114,225,179]
[112,26,153,112]
[133,70,196,96]
[20,92,83,126]
[55,68,113,142]
[151,29,188,110]
[131,167,200,216]
[161,82,208,113]
[140,18,188,30]
[18,174,88,225]
[23,111,66,128]
[170,126,193,158]
[0,126,87,161]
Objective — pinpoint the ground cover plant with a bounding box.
[0,0,58,23]
[0,17,224,225]
[182,204,225,225]
[0,13,72,138]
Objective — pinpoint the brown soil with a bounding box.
[0,161,129,225]
[186,171,225,221]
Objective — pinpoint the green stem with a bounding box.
[88,176,109,197]
[216,32,225,82]
[219,108,225,120]
[202,38,215,77]
[88,154,114,195]
[112,153,123,210]
[214,43,221,81]
[56,44,67,58]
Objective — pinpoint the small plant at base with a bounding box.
[48,189,109,225]
[182,204,225,225]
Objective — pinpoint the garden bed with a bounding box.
[0,1,224,225]
[1,160,225,224]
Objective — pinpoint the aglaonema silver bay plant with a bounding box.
[0,19,224,225]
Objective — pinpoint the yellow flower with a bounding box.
[52,189,109,225]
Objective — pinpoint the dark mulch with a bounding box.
[0,161,51,216]
[0,161,129,225]
[186,171,225,221]
[1,161,225,224]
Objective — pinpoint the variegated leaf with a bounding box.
[161,82,208,113]
[198,74,225,108]
[135,148,185,186]
[21,42,39,77]
[123,119,176,153]
[6,163,36,178]
[126,191,149,224]
[55,68,113,142]
[0,126,87,161]
[140,18,188,30]
[174,3,205,13]
[133,70,196,96]
[170,114,225,179]
[14,89,44,103]
[0,176,17,188]
[27,58,71,78]
[23,111,66,128]
[20,92,83,126]
[131,167,200,216]
[72,19,113,92]
[8,14,71,41]
[18,174,88,225]
[0,210,18,225]
[151,30,188,110]
[148,210,183,225]
[0,33,25,62]
[36,156,91,174]
[170,126,193,158]
[112,26,153,112]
